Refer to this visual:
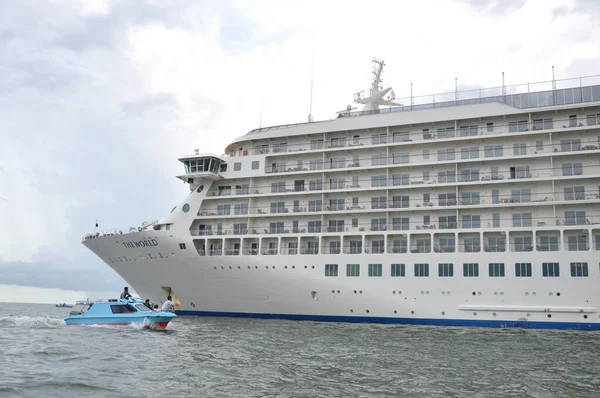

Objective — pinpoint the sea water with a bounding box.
[0,302,599,397]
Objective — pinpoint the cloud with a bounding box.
[120,92,180,116]
[0,29,15,44]
[0,260,125,292]
[461,0,526,16]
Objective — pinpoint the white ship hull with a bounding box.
[83,229,600,330]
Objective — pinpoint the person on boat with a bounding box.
[161,296,175,312]
[120,287,132,299]
[144,299,154,311]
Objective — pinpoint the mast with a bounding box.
[353,58,400,114]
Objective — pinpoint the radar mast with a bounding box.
[353,58,400,113]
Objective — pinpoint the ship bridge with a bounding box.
[176,152,226,186]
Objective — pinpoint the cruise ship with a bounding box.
[84,60,600,329]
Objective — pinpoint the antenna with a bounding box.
[308,53,315,123]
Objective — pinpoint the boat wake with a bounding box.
[0,316,66,329]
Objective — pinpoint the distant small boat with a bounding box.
[64,298,176,328]
[56,303,73,308]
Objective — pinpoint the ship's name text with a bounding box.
[122,239,158,248]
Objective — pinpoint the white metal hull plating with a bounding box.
[83,231,600,329]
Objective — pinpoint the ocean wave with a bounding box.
[0,316,65,328]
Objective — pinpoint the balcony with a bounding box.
[484,245,506,252]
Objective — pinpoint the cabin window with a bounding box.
[489,263,505,277]
[463,263,479,277]
[252,161,259,170]
[570,262,588,277]
[136,304,152,312]
[438,263,454,277]
[346,264,360,277]
[234,162,241,171]
[391,264,405,277]
[515,263,532,277]
[542,263,560,277]
[414,263,429,277]
[325,264,338,277]
[110,305,136,314]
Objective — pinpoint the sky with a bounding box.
[0,0,599,302]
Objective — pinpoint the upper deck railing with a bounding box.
[341,75,600,117]
[244,75,600,136]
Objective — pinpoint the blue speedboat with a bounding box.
[64,298,176,329]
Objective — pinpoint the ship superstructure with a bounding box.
[84,61,600,329]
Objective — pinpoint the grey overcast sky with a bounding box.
[0,0,599,294]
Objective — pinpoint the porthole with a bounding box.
[304,266,307,269]
[525,292,529,296]
[584,315,588,319]
[442,311,445,316]
[359,290,362,294]
[272,266,275,269]
[221,266,224,269]
[331,290,335,293]
[393,291,396,294]
[337,290,340,293]
[527,313,531,318]
[292,266,295,269]
[411,311,415,315]
[354,290,357,294]
[237,266,240,269]
[394,310,398,314]
[426,291,430,295]
[182,203,190,213]
[472,292,476,296]
[247,266,250,269]
[398,291,402,295]
[213,266,216,269]
[547,314,552,318]
[229,266,232,269]
[285,266,288,269]
[473,312,477,316]
[477,292,481,296]
[500,292,504,296]
[311,265,315,269]
[171,206,177,213]
[493,313,497,317]
[532,292,536,296]
[494,292,498,296]
[350,309,353,313]
[447,291,451,295]
[557,292,561,297]
[366,310,370,313]
[421,291,424,295]
[265,266,268,269]
[442,291,446,295]
[255,266,258,269]
[196,184,204,193]
[549,292,553,296]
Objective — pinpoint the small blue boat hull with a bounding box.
[64,298,176,329]
[65,313,176,328]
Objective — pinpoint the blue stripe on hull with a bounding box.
[176,310,600,330]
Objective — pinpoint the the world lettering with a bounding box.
[122,239,159,248]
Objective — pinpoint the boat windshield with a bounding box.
[135,304,152,312]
